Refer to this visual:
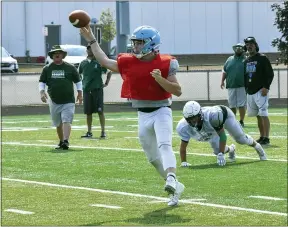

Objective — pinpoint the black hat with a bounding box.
[244,37,259,52]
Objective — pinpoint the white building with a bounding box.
[1,1,281,57]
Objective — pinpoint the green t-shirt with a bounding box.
[79,58,107,92]
[223,55,246,88]
[39,62,81,104]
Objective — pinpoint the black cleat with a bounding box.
[55,141,64,149]
[259,137,270,145]
[81,132,93,138]
[256,137,264,143]
[62,140,69,150]
[100,132,106,139]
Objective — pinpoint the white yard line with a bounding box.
[2,142,287,162]
[249,196,287,201]
[2,178,286,217]
[72,126,114,129]
[2,120,80,124]
[2,126,286,139]
[2,112,286,122]
[172,121,287,125]
[124,136,179,139]
[90,204,122,209]
[149,199,207,203]
[5,208,34,215]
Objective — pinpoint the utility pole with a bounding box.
[116,1,130,54]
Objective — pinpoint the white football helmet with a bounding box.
[182,101,203,128]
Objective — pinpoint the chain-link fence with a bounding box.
[2,68,287,106]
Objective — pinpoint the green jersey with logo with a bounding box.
[39,62,81,104]
[79,58,107,92]
[223,55,246,88]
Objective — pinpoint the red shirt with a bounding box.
[117,54,173,100]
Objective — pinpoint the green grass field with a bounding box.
[2,108,287,226]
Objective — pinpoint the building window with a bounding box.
[97,28,101,45]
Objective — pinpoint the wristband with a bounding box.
[89,39,97,45]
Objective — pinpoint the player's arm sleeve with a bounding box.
[210,108,225,131]
[176,122,191,143]
[168,59,179,77]
[263,56,274,90]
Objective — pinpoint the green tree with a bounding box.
[99,8,116,43]
[271,1,288,65]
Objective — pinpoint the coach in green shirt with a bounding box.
[39,45,83,150]
[220,43,246,127]
[79,45,112,139]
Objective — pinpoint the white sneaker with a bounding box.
[228,144,236,162]
[168,181,185,206]
[181,162,192,167]
[255,143,267,160]
[164,175,176,194]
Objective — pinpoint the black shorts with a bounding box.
[83,89,104,114]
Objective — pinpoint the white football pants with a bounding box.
[138,107,176,170]
[210,107,254,154]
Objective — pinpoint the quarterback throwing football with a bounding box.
[80,25,184,206]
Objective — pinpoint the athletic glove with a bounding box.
[217,153,226,166]
[180,162,192,167]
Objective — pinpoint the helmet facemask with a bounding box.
[185,111,203,130]
[131,37,159,59]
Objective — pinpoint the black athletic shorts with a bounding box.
[83,88,104,114]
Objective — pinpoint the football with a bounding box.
[69,10,90,28]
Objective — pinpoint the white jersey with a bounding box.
[176,106,228,142]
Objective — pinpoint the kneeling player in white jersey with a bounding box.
[176,101,267,167]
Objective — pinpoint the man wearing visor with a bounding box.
[221,43,246,128]
[176,101,267,167]
[243,37,274,145]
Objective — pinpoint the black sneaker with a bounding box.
[55,141,64,149]
[260,137,270,145]
[256,137,264,143]
[62,140,69,150]
[239,120,244,128]
[100,132,106,139]
[81,132,93,138]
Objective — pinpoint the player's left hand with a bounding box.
[217,153,226,166]
[261,88,269,96]
[150,69,162,80]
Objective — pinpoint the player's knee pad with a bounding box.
[158,144,176,170]
[235,134,254,145]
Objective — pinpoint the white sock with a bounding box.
[166,172,176,181]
